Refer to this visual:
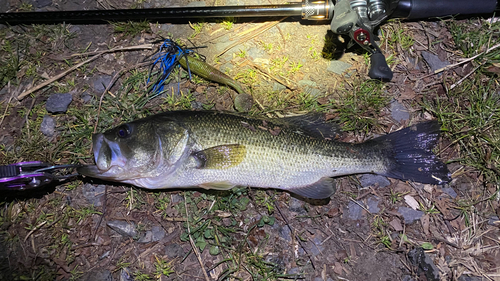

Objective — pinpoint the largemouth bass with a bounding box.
[78,111,450,199]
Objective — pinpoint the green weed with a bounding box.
[220,17,235,30]
[260,41,274,54]
[153,255,174,278]
[372,216,392,249]
[389,189,408,204]
[235,69,258,85]
[237,49,247,58]
[134,271,152,281]
[189,22,205,39]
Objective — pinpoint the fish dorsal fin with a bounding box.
[287,177,336,199]
[277,114,341,140]
[198,181,235,190]
[193,144,246,169]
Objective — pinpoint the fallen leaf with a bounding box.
[333,262,343,275]
[421,242,434,250]
[389,218,403,231]
[404,195,420,210]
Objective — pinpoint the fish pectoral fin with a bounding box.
[287,178,337,199]
[192,144,246,169]
[198,181,235,190]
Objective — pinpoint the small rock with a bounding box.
[272,82,286,92]
[313,277,323,281]
[366,197,380,214]
[298,80,317,87]
[35,0,52,8]
[288,267,300,275]
[390,99,410,122]
[171,194,184,204]
[408,247,440,281]
[407,57,420,71]
[246,47,267,59]
[40,115,56,137]
[107,220,138,238]
[346,200,363,220]
[327,60,352,75]
[441,187,457,198]
[82,184,106,207]
[81,92,92,103]
[79,269,113,281]
[398,207,424,224]
[138,225,166,243]
[288,197,305,213]
[359,174,390,188]
[277,224,292,242]
[214,35,232,53]
[234,93,253,112]
[120,268,134,281]
[303,86,322,98]
[92,75,112,93]
[421,51,450,72]
[46,93,72,113]
[164,243,185,259]
[309,236,324,257]
[488,216,499,226]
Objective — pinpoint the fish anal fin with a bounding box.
[288,178,336,199]
[193,144,246,169]
[198,181,235,190]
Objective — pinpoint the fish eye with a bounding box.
[117,124,131,138]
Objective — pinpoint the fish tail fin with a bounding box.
[377,121,451,184]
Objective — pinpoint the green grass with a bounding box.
[0,39,21,88]
[329,79,390,132]
[381,21,415,52]
[448,19,500,58]
[422,76,499,189]
[111,20,151,37]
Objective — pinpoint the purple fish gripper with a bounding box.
[0,161,54,190]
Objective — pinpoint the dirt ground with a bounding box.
[0,0,499,281]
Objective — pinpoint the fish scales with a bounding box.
[168,112,387,188]
[78,111,450,199]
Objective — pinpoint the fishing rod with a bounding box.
[1,0,498,81]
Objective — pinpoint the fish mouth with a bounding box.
[77,165,103,177]
[93,133,127,172]
[78,133,127,179]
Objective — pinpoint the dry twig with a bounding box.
[217,18,286,57]
[184,193,211,281]
[17,44,153,100]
